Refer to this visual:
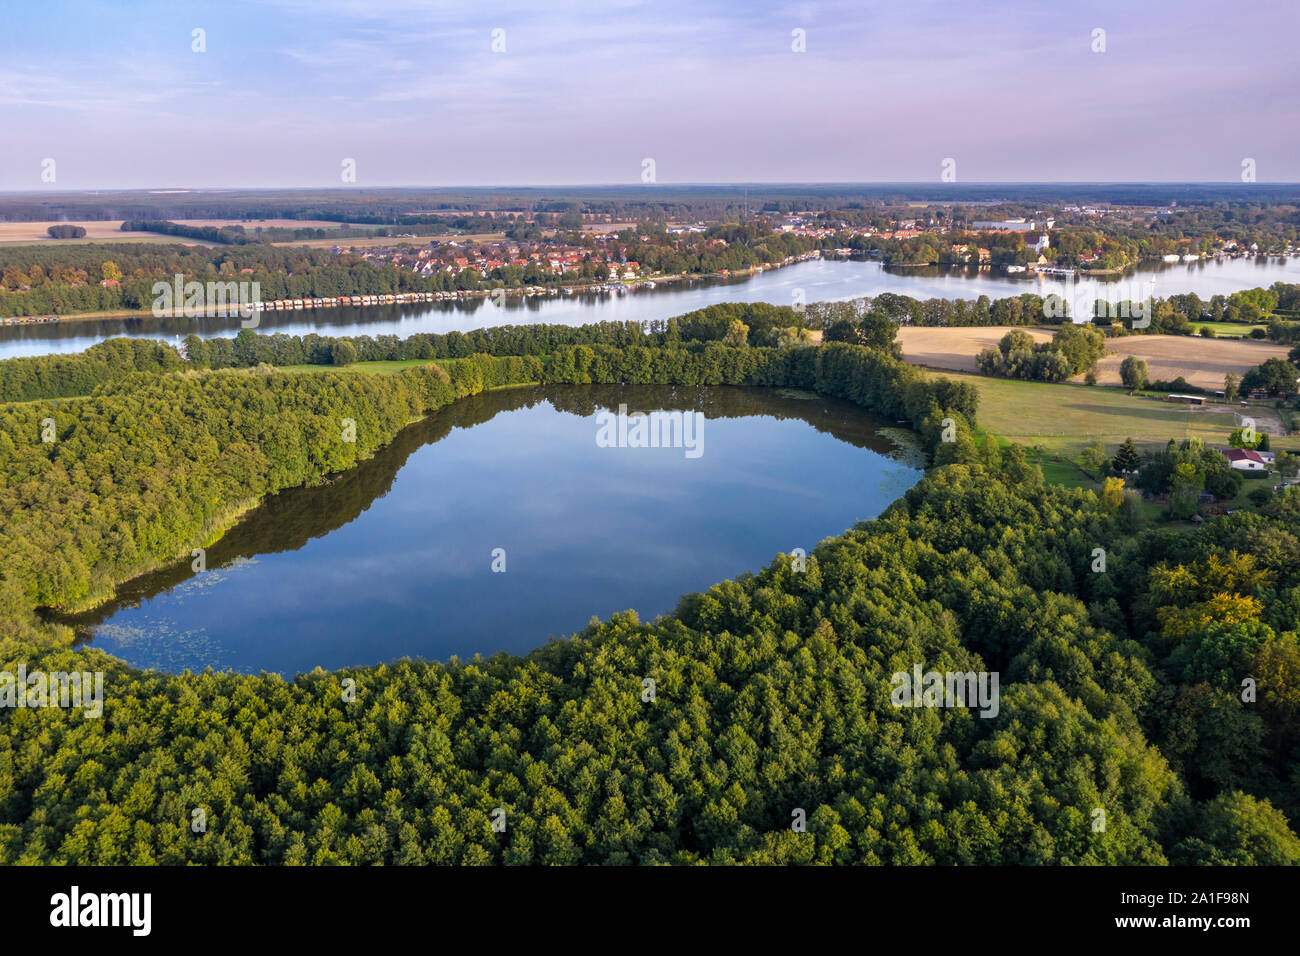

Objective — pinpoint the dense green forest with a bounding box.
[0,328,1296,865]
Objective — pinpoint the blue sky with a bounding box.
[1,0,1296,188]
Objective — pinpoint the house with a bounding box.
[1165,394,1205,405]
[1025,234,1050,253]
[1223,448,1268,471]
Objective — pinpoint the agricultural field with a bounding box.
[926,369,1297,458]
[275,231,507,249]
[0,220,189,245]
[898,325,1291,391]
[1187,320,1268,338]
[0,218,371,247]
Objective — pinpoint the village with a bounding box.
[337,203,1298,293]
[342,226,823,295]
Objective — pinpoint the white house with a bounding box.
[1223,448,1268,471]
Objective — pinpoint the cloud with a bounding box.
[2,0,1296,186]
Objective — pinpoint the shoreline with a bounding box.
[0,256,817,328]
[43,373,928,655]
[40,374,546,623]
[2,251,1293,332]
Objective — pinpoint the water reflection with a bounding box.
[4,256,1296,359]
[52,384,920,675]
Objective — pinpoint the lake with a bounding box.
[3,255,1296,360]
[57,384,921,675]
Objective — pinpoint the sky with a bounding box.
[0,0,1296,189]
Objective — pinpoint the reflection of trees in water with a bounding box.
[58,384,904,636]
[545,384,900,453]
[0,273,786,346]
[0,304,468,345]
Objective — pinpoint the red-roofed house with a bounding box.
[1223,448,1268,471]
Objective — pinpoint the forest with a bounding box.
[120,220,259,245]
[0,324,1296,865]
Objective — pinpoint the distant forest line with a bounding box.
[3,183,1300,225]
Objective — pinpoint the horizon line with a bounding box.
[2,180,1299,197]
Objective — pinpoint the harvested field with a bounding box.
[0,218,362,246]
[1091,336,1290,390]
[0,220,187,244]
[897,326,1291,391]
[275,232,506,249]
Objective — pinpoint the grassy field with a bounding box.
[932,370,1300,524]
[926,369,1298,457]
[1189,321,1268,338]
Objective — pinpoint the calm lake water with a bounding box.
[4,256,1297,360]
[59,384,921,676]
